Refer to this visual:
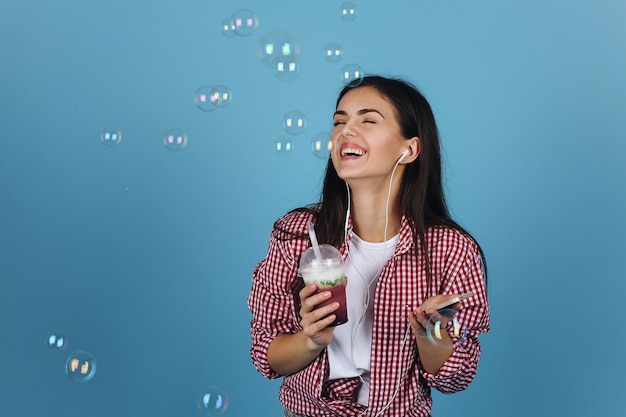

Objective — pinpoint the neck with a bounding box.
[348,181,402,243]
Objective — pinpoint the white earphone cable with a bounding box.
[342,154,409,414]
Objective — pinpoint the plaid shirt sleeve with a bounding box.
[248,212,309,379]
[419,233,490,393]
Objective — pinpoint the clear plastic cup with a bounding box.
[298,244,348,326]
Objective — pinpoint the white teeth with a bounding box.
[341,148,365,157]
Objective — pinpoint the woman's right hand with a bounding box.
[298,283,339,349]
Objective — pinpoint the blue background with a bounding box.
[1,1,625,416]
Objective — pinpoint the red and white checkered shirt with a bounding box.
[248,209,490,417]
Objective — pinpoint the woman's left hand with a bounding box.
[408,294,461,337]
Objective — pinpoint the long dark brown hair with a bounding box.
[278,75,487,288]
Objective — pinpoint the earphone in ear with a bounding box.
[398,149,410,162]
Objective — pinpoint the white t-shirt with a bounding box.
[327,232,400,405]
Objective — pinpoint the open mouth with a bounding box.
[340,147,366,158]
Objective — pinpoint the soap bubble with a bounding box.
[425,308,468,348]
[323,43,343,63]
[100,129,122,146]
[46,332,67,351]
[274,137,294,157]
[197,386,229,415]
[232,8,258,37]
[163,129,187,152]
[283,111,307,135]
[195,85,232,112]
[219,18,236,37]
[273,56,300,81]
[340,63,364,86]
[257,31,299,68]
[340,2,357,21]
[65,351,96,383]
[195,85,220,112]
[311,132,333,159]
[210,85,232,108]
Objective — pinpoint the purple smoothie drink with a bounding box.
[298,243,348,327]
[312,277,348,326]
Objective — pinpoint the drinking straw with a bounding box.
[306,221,322,262]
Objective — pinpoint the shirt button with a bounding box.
[316,383,322,392]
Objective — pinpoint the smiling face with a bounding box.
[331,86,416,187]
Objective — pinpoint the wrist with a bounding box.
[302,332,326,354]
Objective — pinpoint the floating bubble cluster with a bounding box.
[220,9,259,37]
[98,6,369,156]
[195,85,232,112]
[231,9,259,37]
[94,2,371,157]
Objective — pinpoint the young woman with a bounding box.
[248,76,490,417]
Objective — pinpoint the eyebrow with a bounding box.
[333,108,385,118]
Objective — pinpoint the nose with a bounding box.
[338,120,356,138]
[331,119,356,153]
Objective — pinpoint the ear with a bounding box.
[399,137,420,164]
